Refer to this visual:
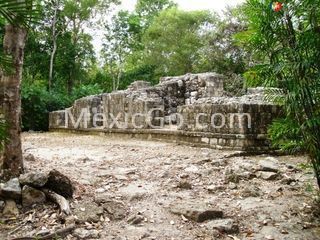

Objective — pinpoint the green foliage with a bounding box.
[224,74,245,96]
[102,10,137,91]
[141,7,215,76]
[297,162,313,171]
[196,6,249,75]
[0,0,39,27]
[0,0,39,73]
[21,0,110,93]
[268,118,304,154]
[243,66,267,87]
[118,64,157,90]
[105,4,249,91]
[21,83,71,131]
[21,81,103,131]
[136,0,175,18]
[23,31,50,79]
[135,0,176,29]
[242,0,320,187]
[101,0,175,90]
[10,1,251,133]
[88,69,113,92]
[71,83,103,100]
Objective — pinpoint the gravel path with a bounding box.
[1,132,319,239]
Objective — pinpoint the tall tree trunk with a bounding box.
[0,70,3,170]
[49,40,57,91]
[68,17,79,95]
[116,70,122,91]
[1,25,27,178]
[68,70,73,95]
[49,5,58,92]
[112,75,116,91]
[0,69,4,114]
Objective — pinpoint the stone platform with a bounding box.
[49,73,283,151]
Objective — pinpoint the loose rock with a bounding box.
[127,213,144,225]
[280,175,297,185]
[73,201,104,223]
[22,185,46,207]
[211,159,228,167]
[228,183,238,190]
[224,171,241,183]
[177,180,192,190]
[36,229,51,236]
[256,171,279,181]
[94,193,115,204]
[24,153,36,162]
[184,165,199,173]
[257,226,280,240]
[0,178,21,200]
[169,202,223,222]
[19,172,48,188]
[241,186,261,198]
[206,219,239,234]
[73,228,100,239]
[258,158,279,173]
[207,185,226,193]
[3,199,19,216]
[102,200,127,220]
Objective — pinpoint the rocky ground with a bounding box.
[0,132,320,240]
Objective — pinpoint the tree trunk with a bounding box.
[49,41,57,91]
[0,69,4,168]
[112,75,116,91]
[116,70,122,91]
[0,69,4,116]
[49,5,58,92]
[1,25,27,178]
[67,70,73,95]
[67,17,79,95]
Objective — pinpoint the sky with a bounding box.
[120,0,245,12]
[92,0,245,57]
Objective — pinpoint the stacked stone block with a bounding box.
[49,72,283,150]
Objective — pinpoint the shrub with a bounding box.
[21,83,70,131]
[71,83,104,100]
[268,118,305,154]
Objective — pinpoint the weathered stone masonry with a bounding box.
[49,73,283,151]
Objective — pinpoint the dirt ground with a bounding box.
[1,132,320,240]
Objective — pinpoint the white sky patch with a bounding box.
[90,0,245,60]
[120,0,245,12]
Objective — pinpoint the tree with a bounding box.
[192,5,249,95]
[196,6,248,75]
[141,8,215,76]
[101,1,174,89]
[63,0,118,94]
[48,0,63,91]
[135,0,176,29]
[0,0,38,178]
[102,11,139,91]
[241,0,320,188]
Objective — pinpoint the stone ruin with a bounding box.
[49,73,283,151]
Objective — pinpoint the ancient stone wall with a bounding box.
[49,73,283,151]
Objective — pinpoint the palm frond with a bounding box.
[264,87,285,105]
[0,0,39,28]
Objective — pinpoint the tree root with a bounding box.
[41,188,71,215]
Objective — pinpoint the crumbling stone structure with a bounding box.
[49,73,282,151]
